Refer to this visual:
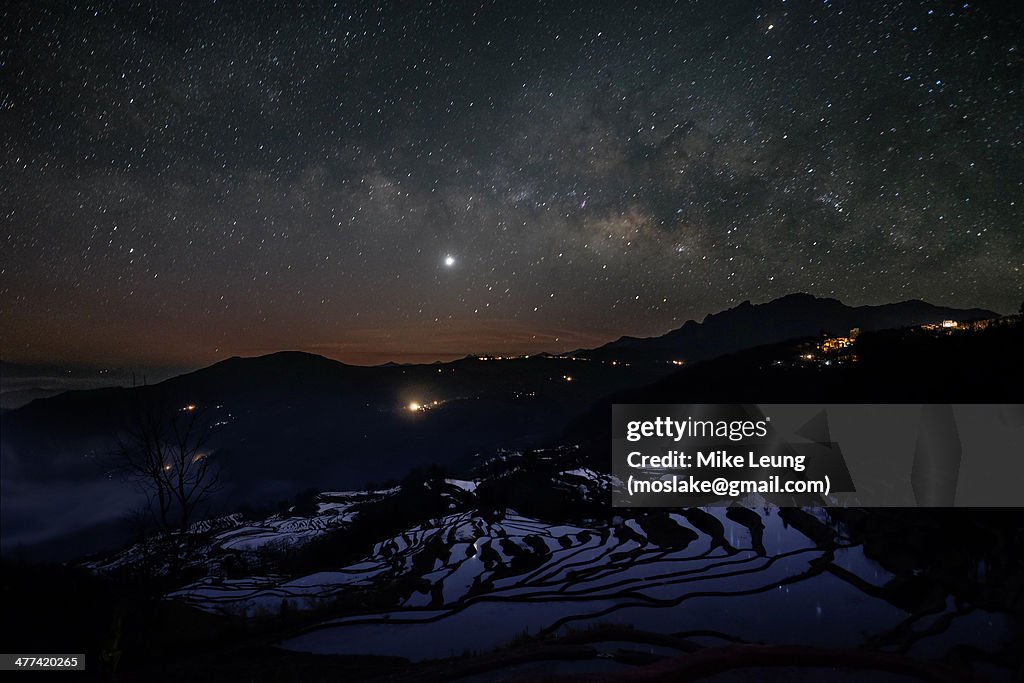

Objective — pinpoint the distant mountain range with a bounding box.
[0,294,996,410]
[1,293,1000,484]
[575,293,995,363]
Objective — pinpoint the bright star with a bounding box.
[444,255,456,267]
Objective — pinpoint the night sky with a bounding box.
[2,1,1021,367]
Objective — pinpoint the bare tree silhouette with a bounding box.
[117,391,220,537]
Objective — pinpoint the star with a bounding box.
[444,255,456,268]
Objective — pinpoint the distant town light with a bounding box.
[183,404,197,412]
[407,402,421,412]
[820,336,853,353]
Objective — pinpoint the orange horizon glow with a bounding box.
[0,316,629,369]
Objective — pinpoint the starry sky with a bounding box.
[2,1,1021,367]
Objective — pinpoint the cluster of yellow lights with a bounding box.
[921,319,1000,333]
[563,375,574,382]
[671,360,685,366]
[820,337,853,353]
[407,400,442,412]
[182,404,197,412]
